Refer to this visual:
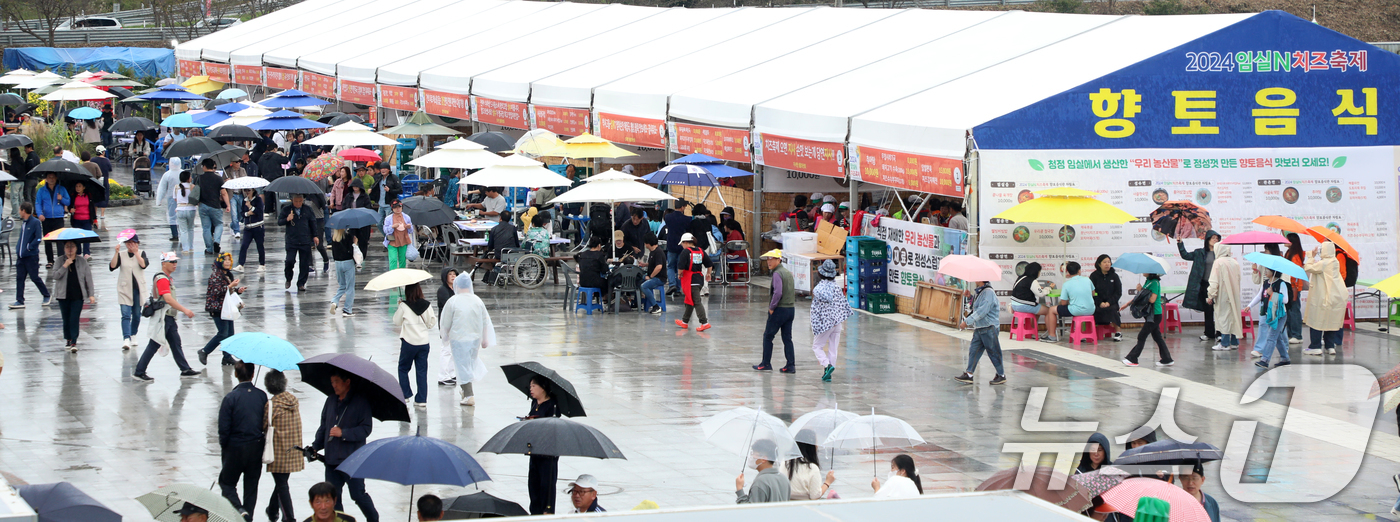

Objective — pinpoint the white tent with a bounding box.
[334,1,548,84]
[262,0,460,69]
[191,0,370,63]
[175,0,341,62]
[298,0,508,78]
[228,0,406,66]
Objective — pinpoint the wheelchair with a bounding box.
[490,241,549,289]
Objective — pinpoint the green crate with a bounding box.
[865,292,897,314]
[857,239,888,261]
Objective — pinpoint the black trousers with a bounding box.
[326,467,378,522]
[528,455,559,515]
[1125,314,1172,364]
[41,217,62,264]
[57,298,82,342]
[761,306,796,368]
[1198,284,1217,338]
[218,440,263,516]
[285,246,312,288]
[238,227,265,266]
[265,472,294,522]
[134,315,192,375]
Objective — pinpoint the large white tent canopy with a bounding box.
[299,0,508,77]
[262,0,460,70]
[175,0,340,62]
[228,0,407,66]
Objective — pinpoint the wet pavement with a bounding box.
[4,186,1400,521]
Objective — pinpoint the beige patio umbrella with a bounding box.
[407,138,503,170]
[41,81,116,101]
[304,121,399,147]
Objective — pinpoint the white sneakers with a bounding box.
[1199,335,1212,341]
[232,265,244,272]
[1210,344,1231,351]
[1288,337,1302,344]
[122,337,134,350]
[329,303,338,315]
[257,265,267,272]
[460,396,476,406]
[1250,350,1262,358]
[1303,348,1322,356]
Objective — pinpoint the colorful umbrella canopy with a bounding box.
[246,110,328,130]
[1243,252,1309,281]
[935,254,1002,282]
[160,113,206,128]
[1113,252,1169,275]
[181,75,223,95]
[67,106,101,119]
[1305,225,1360,260]
[216,88,248,99]
[302,154,344,183]
[258,92,331,108]
[974,466,1094,513]
[1150,200,1211,239]
[641,163,718,187]
[1222,230,1288,245]
[42,227,98,243]
[664,153,754,177]
[1252,215,1309,235]
[218,332,303,371]
[134,84,207,102]
[992,188,1136,226]
[1100,478,1210,522]
[338,147,382,163]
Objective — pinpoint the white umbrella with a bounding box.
[459,154,570,187]
[437,138,489,151]
[0,69,35,84]
[223,176,269,190]
[789,407,859,446]
[701,407,800,474]
[365,268,434,291]
[408,141,503,170]
[823,409,926,476]
[548,174,674,256]
[210,107,270,128]
[513,129,565,158]
[304,121,399,147]
[15,72,65,90]
[40,81,114,101]
[72,71,98,80]
[584,168,642,183]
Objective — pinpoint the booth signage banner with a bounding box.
[232,65,262,86]
[753,132,844,178]
[849,145,965,197]
[763,168,884,194]
[202,62,230,83]
[264,67,298,89]
[598,112,664,149]
[533,105,590,137]
[978,146,1399,320]
[302,72,336,99]
[378,85,418,111]
[668,122,751,162]
[178,59,202,78]
[423,90,469,120]
[339,80,376,105]
[857,215,969,298]
[474,96,529,130]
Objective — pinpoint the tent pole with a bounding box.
[752,163,764,260]
[966,137,980,257]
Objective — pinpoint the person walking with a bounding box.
[133,252,200,381]
[279,194,320,293]
[523,376,560,514]
[1122,272,1172,368]
[155,157,183,242]
[1206,242,1242,351]
[225,157,247,241]
[195,158,230,255]
[435,268,457,386]
[1283,233,1306,344]
[1304,241,1347,355]
[198,253,245,366]
[174,171,197,254]
[735,439,791,504]
[235,188,265,272]
[10,203,49,309]
[675,233,713,331]
[1089,254,1124,341]
[382,200,413,271]
[92,146,111,225]
[753,249,793,371]
[263,370,303,522]
[52,240,96,351]
[809,260,851,382]
[36,171,69,268]
[954,278,1005,385]
[217,361,268,522]
[1250,266,1292,368]
[369,162,401,225]
[870,455,922,499]
[1178,231,1222,344]
[68,180,96,257]
[312,369,379,522]
[439,275,495,406]
[329,228,358,317]
[109,233,148,349]
[394,283,436,408]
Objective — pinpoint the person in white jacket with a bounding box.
[153,157,183,241]
[393,283,437,408]
[784,432,836,500]
[439,275,496,406]
[871,454,922,499]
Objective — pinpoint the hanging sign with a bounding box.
[753,132,844,178]
[202,62,230,83]
[232,65,262,86]
[473,97,529,130]
[669,122,751,162]
[849,146,965,197]
[178,59,202,78]
[264,68,298,90]
[378,85,418,111]
[533,105,590,136]
[597,112,664,149]
[423,90,470,120]
[339,80,376,106]
[302,72,336,99]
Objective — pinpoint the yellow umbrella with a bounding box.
[182,75,224,95]
[992,188,1136,225]
[1367,273,1400,298]
[547,132,637,159]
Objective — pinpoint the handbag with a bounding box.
[405,235,420,261]
[221,291,243,321]
[141,274,168,318]
[262,401,277,465]
[352,243,364,266]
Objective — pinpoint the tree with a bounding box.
[0,0,93,47]
[1033,0,1083,14]
[1144,0,1186,16]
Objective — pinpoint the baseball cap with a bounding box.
[612,230,624,241]
[160,252,180,263]
[174,503,208,516]
[680,232,695,242]
[567,474,599,492]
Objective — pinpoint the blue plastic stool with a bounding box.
[575,287,604,315]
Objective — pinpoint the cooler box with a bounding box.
[781,232,817,255]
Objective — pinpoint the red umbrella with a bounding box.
[339,147,382,163]
[1100,478,1210,522]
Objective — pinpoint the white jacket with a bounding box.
[784,461,825,500]
[873,475,920,499]
[393,302,437,346]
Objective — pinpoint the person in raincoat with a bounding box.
[809,260,852,382]
[438,275,495,406]
[1205,242,1241,351]
[1303,241,1346,355]
[1178,231,1222,343]
[154,156,183,241]
[1075,433,1113,474]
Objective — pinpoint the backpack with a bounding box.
[141,273,169,318]
[1343,255,1359,287]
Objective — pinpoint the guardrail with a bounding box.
[789,0,1039,6]
[0,26,216,47]
[5,0,301,31]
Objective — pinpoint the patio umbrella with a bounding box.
[223,176,270,191]
[513,129,565,157]
[548,172,676,257]
[31,158,86,177]
[379,110,462,136]
[1114,440,1223,466]
[67,106,101,119]
[218,332,303,371]
[216,88,248,99]
[107,86,135,100]
[400,195,457,228]
[155,78,179,86]
[0,69,35,84]
[1252,215,1309,236]
[138,484,242,522]
[181,75,223,95]
[259,94,332,109]
[247,110,328,131]
[365,268,434,291]
[305,121,398,147]
[702,407,799,473]
[478,417,626,459]
[132,84,207,102]
[974,466,1093,513]
[549,133,636,159]
[41,81,115,101]
[1242,253,1309,282]
[459,154,569,187]
[16,481,121,522]
[160,113,206,129]
[466,131,514,153]
[935,254,1003,282]
[501,362,585,417]
[1100,478,1210,522]
[327,208,380,230]
[823,409,926,475]
[210,107,270,128]
[642,163,727,204]
[442,491,528,518]
[14,72,65,90]
[0,92,24,106]
[1305,225,1360,260]
[302,154,344,183]
[297,353,411,422]
[206,124,260,143]
[83,73,144,88]
[0,134,32,149]
[1113,253,1169,275]
[339,147,382,163]
[1150,201,1211,240]
[326,114,365,126]
[111,116,156,132]
[264,175,322,194]
[409,138,503,170]
[338,433,490,487]
[166,137,223,157]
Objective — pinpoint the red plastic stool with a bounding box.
[1010,312,1039,341]
[1161,303,1183,333]
[1343,301,1356,331]
[1098,323,1117,340]
[1240,309,1255,340]
[1070,316,1098,348]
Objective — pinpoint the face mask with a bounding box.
[887,469,897,481]
[746,456,760,470]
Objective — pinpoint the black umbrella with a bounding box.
[399,195,456,228]
[0,93,23,106]
[265,175,322,194]
[442,492,528,519]
[0,133,33,149]
[107,86,135,100]
[501,362,585,417]
[17,482,121,522]
[203,148,241,169]
[165,137,224,158]
[206,97,231,108]
[63,177,107,205]
[32,158,86,178]
[478,417,625,459]
[327,114,365,126]
[110,116,156,132]
[1114,440,1223,466]
[297,353,411,422]
[14,102,37,115]
[467,131,514,153]
[317,111,346,123]
[207,124,260,143]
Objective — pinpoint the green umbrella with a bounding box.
[137,484,243,522]
[1133,497,1170,522]
[378,110,462,136]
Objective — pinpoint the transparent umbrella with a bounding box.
[823,408,926,475]
[701,406,799,474]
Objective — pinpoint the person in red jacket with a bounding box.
[674,233,712,331]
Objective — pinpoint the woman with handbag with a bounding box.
[262,370,303,522]
[197,252,246,366]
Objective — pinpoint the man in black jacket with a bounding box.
[258,148,287,212]
[218,361,268,522]
[313,370,378,522]
[484,210,519,260]
[619,208,655,258]
[278,194,320,292]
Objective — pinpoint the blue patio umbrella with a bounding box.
[216,88,248,99]
[1243,252,1309,282]
[338,434,491,487]
[671,153,754,177]
[67,106,101,120]
[132,84,207,102]
[1113,253,1168,275]
[260,95,331,109]
[274,88,315,98]
[191,101,254,126]
[247,110,329,130]
[326,207,379,230]
[16,482,121,522]
[642,163,718,186]
[160,112,206,128]
[219,332,304,371]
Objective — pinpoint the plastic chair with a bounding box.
[0,218,13,262]
[1161,303,1183,333]
[575,287,604,315]
[725,240,750,284]
[1388,300,1400,327]
[1343,301,1356,331]
[611,265,646,314]
[1240,309,1255,340]
[1010,312,1039,341]
[1069,316,1098,348]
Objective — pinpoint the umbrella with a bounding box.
[0,134,32,149]
[1074,465,1129,498]
[661,160,759,180]
[1100,478,1211,522]
[513,129,565,157]
[216,88,248,99]
[442,491,528,518]
[133,84,207,102]
[41,81,116,101]
[247,110,328,131]
[206,124,260,143]
[467,131,514,153]
[31,158,86,177]
[400,195,457,228]
[264,175,322,195]
[974,466,1093,513]
[155,78,179,86]
[1242,252,1309,282]
[549,133,637,159]
[1305,225,1360,260]
[326,114,365,126]
[297,353,410,422]
[788,406,858,446]
[166,137,223,157]
[304,122,398,147]
[365,268,434,291]
[1113,253,1169,275]
[339,434,490,487]
[326,208,379,230]
[111,116,156,132]
[0,92,26,106]
[43,228,98,243]
[302,154,344,183]
[1114,440,1223,466]
[935,254,1002,282]
[137,483,243,522]
[1150,201,1211,240]
[1252,215,1309,236]
[1222,231,1288,245]
[0,69,35,84]
[107,86,136,100]
[84,73,144,88]
[210,107,270,128]
[339,147,382,163]
[702,407,799,472]
[16,482,121,522]
[182,75,223,95]
[67,106,101,119]
[218,332,303,371]
[478,417,626,459]
[993,187,1137,226]
[223,176,270,190]
[0,171,17,182]
[501,362,585,417]
[460,154,570,187]
[823,409,925,475]
[62,177,107,205]
[160,113,206,129]
[259,95,332,109]
[409,139,504,170]
[546,174,675,206]
[317,111,346,122]
[643,163,718,187]
[379,111,462,136]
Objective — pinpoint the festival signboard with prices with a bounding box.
[849,145,964,197]
[978,146,1399,322]
[752,133,844,178]
[473,97,529,130]
[423,90,469,120]
[233,65,262,86]
[532,105,590,137]
[339,80,376,106]
[264,68,298,90]
[668,122,751,162]
[856,215,968,298]
[378,85,418,111]
[597,112,664,149]
[202,62,230,83]
[178,59,202,78]
[302,72,337,99]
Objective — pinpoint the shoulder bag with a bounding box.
[262,401,277,465]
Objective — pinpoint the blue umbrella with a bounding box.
[67,106,101,120]
[160,113,206,128]
[326,208,379,230]
[1244,252,1309,282]
[338,434,490,487]
[133,84,207,102]
[671,153,754,177]
[260,95,331,109]
[274,88,315,97]
[1113,253,1168,275]
[642,164,718,186]
[217,88,248,99]
[191,101,254,126]
[16,482,121,522]
[219,332,304,371]
[247,110,329,130]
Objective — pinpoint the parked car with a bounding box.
[194,17,242,29]
[54,17,123,30]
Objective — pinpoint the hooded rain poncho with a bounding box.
[1206,242,1242,337]
[439,275,496,385]
[1304,241,1347,331]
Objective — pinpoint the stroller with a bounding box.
[133,156,153,198]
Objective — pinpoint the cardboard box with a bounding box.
[816,220,848,256]
[783,251,845,294]
[781,232,817,255]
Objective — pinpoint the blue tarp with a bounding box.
[3,47,175,78]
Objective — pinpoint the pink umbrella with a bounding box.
[1221,231,1288,245]
[339,147,382,163]
[1100,478,1211,522]
[935,254,1003,282]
